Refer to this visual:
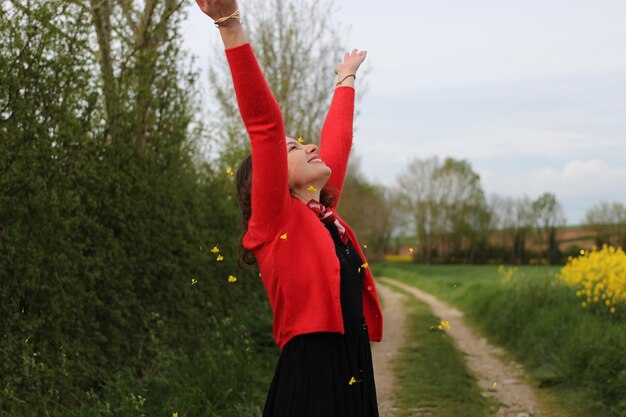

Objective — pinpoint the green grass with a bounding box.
[372,262,626,417]
[380,283,495,417]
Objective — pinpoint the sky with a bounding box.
[181,0,626,225]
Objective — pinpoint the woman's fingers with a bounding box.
[194,0,239,19]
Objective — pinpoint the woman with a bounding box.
[195,1,383,415]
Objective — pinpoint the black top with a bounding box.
[324,221,365,321]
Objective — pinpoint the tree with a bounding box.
[336,155,393,262]
[395,156,439,263]
[395,156,488,264]
[531,192,566,264]
[432,158,490,263]
[488,194,536,264]
[585,201,626,248]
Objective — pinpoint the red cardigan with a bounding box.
[225,43,383,351]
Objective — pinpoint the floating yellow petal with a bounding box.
[409,247,414,254]
[211,246,220,253]
[280,233,288,240]
[348,376,356,385]
[358,262,369,272]
[492,381,497,390]
[191,278,198,285]
[307,185,317,192]
[297,136,304,143]
[173,413,178,417]
[226,166,234,176]
[228,275,237,283]
[363,244,368,248]
[216,254,224,262]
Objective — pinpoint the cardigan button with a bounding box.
[367,285,372,291]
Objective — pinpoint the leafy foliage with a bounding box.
[0,1,274,415]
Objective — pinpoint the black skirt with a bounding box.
[262,222,379,417]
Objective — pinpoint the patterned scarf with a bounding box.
[306,199,349,245]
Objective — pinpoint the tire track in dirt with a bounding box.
[371,282,408,417]
[379,276,544,417]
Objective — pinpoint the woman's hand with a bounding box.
[195,0,239,23]
[334,49,367,78]
[195,0,247,48]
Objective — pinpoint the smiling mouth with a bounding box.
[308,156,323,163]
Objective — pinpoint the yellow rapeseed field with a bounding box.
[558,244,626,316]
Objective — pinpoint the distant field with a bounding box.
[388,224,612,258]
[372,262,626,417]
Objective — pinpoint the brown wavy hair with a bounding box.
[235,153,337,268]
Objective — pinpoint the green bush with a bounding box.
[0,3,277,414]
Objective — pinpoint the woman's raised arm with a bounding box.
[318,49,367,209]
[196,0,291,242]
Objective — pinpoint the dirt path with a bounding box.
[371,283,408,416]
[377,277,544,417]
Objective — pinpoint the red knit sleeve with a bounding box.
[225,43,290,242]
[318,86,355,209]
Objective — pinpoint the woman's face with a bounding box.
[285,137,331,190]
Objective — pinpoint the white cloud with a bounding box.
[531,160,626,199]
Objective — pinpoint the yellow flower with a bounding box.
[228,275,237,283]
[191,278,198,285]
[280,233,288,240]
[226,166,234,176]
[211,246,220,253]
[307,185,317,192]
[216,254,224,262]
[409,247,414,254]
[297,136,304,143]
[437,320,451,330]
[559,244,626,315]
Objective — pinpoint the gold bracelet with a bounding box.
[335,74,356,87]
[214,9,243,28]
